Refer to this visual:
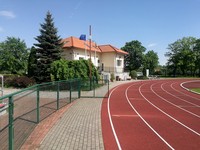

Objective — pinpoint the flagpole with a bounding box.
[89,25,92,79]
[89,25,92,90]
[94,42,96,67]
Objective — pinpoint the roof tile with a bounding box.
[62,36,128,55]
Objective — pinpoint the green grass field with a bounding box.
[191,88,200,93]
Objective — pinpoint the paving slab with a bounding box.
[39,98,104,150]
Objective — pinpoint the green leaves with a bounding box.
[121,40,146,71]
[34,11,63,83]
[51,59,99,81]
[165,36,198,76]
[144,50,159,75]
[0,37,29,75]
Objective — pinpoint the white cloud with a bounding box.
[0,10,16,19]
[147,43,157,48]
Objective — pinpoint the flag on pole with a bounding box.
[79,34,86,41]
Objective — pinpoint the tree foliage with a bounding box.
[51,59,99,81]
[144,50,159,75]
[121,40,146,71]
[165,37,198,76]
[28,46,37,77]
[0,37,29,75]
[130,70,137,79]
[34,11,63,83]
[194,39,200,76]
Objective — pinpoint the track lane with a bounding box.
[131,81,200,149]
[102,82,171,150]
[140,82,200,135]
[102,79,200,150]
[153,82,200,118]
[162,82,200,106]
[171,81,200,100]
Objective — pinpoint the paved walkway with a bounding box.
[40,98,104,150]
[20,80,133,150]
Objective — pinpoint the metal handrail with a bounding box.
[0,79,81,150]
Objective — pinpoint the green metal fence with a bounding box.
[0,79,80,150]
[80,77,110,98]
[0,78,109,150]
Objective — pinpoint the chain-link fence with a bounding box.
[80,77,109,98]
[0,77,109,150]
[0,79,80,150]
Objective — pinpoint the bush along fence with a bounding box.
[0,77,109,150]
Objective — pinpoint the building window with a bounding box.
[117,60,122,66]
[79,57,84,60]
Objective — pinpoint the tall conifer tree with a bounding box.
[34,11,63,82]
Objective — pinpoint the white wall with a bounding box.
[115,54,125,73]
[63,48,126,72]
[65,48,101,67]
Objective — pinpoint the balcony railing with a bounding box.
[98,66,125,73]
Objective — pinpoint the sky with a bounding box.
[0,0,200,65]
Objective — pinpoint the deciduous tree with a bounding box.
[165,37,196,76]
[121,40,146,71]
[144,50,159,75]
[0,37,29,75]
[194,38,200,76]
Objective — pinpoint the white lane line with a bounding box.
[107,81,141,150]
[162,82,200,107]
[180,80,200,95]
[112,114,138,117]
[171,82,200,100]
[140,83,200,136]
[125,83,175,150]
[152,83,200,118]
[107,86,122,150]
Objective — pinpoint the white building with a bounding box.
[62,36,129,80]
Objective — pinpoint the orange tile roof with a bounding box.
[62,36,128,55]
[98,45,128,55]
[62,36,101,52]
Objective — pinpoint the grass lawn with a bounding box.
[190,88,200,94]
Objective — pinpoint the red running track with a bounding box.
[101,79,200,150]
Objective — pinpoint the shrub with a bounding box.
[110,73,115,82]
[130,70,137,79]
[4,75,35,88]
[4,74,16,87]
[12,76,35,88]
[51,59,100,81]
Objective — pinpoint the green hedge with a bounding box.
[51,59,99,81]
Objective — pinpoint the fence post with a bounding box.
[69,80,72,103]
[8,96,14,150]
[78,79,81,98]
[93,77,95,97]
[37,86,40,123]
[57,82,59,110]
